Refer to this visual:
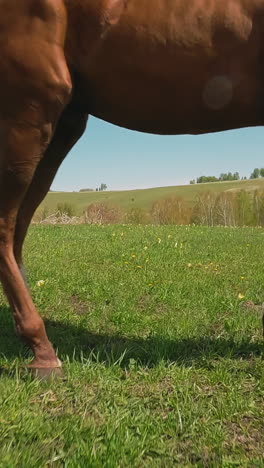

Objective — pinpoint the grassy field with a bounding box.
[41,178,264,215]
[0,224,264,466]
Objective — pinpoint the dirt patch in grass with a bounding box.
[137,294,169,316]
[70,295,93,316]
[224,415,264,458]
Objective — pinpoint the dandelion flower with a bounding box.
[131,254,136,258]
[238,293,245,300]
[136,265,142,269]
[37,280,45,287]
[157,238,162,243]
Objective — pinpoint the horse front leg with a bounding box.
[0,117,66,374]
[0,2,72,375]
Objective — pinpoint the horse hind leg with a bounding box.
[14,103,88,274]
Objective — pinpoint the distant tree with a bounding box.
[196,176,219,184]
[260,168,264,178]
[79,188,94,192]
[100,183,107,191]
[250,168,260,179]
[219,172,240,181]
[189,179,195,185]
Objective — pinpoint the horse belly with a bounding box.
[73,0,263,134]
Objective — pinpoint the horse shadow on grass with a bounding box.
[1,305,263,372]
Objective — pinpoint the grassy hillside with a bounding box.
[40,178,264,215]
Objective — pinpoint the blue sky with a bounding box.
[51,116,264,192]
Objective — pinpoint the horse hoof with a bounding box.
[29,366,64,380]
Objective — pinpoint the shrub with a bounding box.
[56,202,76,217]
[191,192,216,226]
[151,196,191,225]
[253,190,264,226]
[214,192,236,226]
[234,190,254,226]
[32,205,50,223]
[84,203,123,224]
[125,207,150,224]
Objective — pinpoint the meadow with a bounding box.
[41,177,264,215]
[0,224,263,466]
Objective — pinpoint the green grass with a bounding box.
[0,225,264,466]
[41,178,264,215]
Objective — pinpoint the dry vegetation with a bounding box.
[35,189,264,227]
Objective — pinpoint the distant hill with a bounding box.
[39,178,264,215]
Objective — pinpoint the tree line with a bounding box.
[190,168,264,184]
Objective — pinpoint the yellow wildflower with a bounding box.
[238,293,245,300]
[37,280,45,287]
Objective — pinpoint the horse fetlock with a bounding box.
[16,315,46,344]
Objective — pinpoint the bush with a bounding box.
[253,190,264,226]
[32,205,50,223]
[214,192,236,226]
[125,207,150,224]
[234,190,254,226]
[151,196,191,225]
[56,202,76,217]
[191,192,216,226]
[84,203,123,224]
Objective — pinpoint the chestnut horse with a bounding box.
[0,0,263,375]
